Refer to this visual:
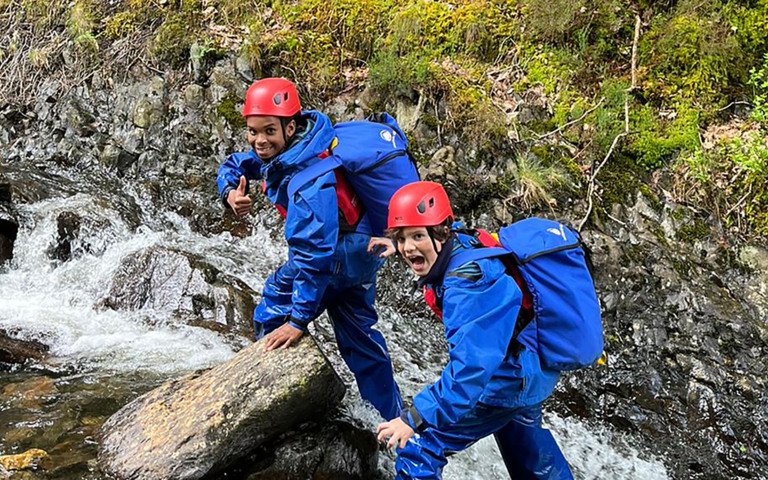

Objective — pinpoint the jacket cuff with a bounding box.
[400,406,426,432]
[288,317,309,332]
[221,186,234,206]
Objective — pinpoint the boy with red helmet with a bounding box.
[371,181,572,479]
[216,78,402,421]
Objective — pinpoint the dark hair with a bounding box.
[386,217,453,243]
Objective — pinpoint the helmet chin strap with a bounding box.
[280,117,294,147]
[427,230,440,255]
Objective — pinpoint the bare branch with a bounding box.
[578,12,642,231]
[630,14,641,91]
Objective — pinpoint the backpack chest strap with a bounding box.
[287,151,341,198]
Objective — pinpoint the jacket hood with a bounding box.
[261,110,335,205]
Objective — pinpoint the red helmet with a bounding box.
[388,181,454,229]
[242,78,301,117]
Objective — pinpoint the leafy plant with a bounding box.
[749,53,768,124]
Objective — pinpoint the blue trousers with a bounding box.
[395,403,572,479]
[254,261,403,421]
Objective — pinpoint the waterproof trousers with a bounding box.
[254,254,402,421]
[395,402,572,479]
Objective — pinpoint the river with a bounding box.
[0,192,670,479]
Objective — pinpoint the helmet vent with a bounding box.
[272,94,282,105]
[417,201,426,214]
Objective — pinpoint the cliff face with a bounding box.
[1,51,766,478]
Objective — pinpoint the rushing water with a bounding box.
[0,193,670,479]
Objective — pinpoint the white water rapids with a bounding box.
[0,193,670,479]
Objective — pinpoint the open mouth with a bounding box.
[407,255,426,269]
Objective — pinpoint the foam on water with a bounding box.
[0,194,284,374]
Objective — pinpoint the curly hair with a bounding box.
[386,217,453,244]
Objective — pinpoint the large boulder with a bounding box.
[99,247,257,337]
[98,335,346,480]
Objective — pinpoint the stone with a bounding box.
[98,336,345,480]
[243,420,379,480]
[0,202,18,264]
[99,247,256,336]
[47,211,81,262]
[0,331,48,363]
[0,449,51,471]
[2,376,58,409]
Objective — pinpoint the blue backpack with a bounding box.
[447,218,603,371]
[288,113,420,237]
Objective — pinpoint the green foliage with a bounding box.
[641,0,758,105]
[628,103,701,169]
[275,0,395,61]
[510,155,569,209]
[749,53,768,124]
[152,13,197,66]
[515,46,576,95]
[66,1,99,52]
[680,129,768,236]
[522,0,584,41]
[368,49,438,98]
[21,0,67,31]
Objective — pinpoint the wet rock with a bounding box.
[0,449,51,471]
[99,247,257,336]
[130,76,166,129]
[1,376,58,409]
[0,201,18,264]
[241,420,379,480]
[98,336,345,480]
[0,331,48,363]
[736,245,768,320]
[183,84,206,109]
[47,211,81,262]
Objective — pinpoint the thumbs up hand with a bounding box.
[227,176,252,217]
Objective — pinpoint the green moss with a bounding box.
[670,256,694,278]
[151,13,197,67]
[676,218,710,243]
[598,153,644,207]
[641,1,750,105]
[217,95,245,130]
[638,184,662,212]
[628,103,701,169]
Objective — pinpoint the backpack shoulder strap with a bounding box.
[447,247,509,272]
[287,155,342,199]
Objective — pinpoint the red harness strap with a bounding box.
[423,286,443,320]
[422,229,534,321]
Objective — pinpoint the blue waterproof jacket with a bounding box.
[216,110,375,328]
[406,234,559,431]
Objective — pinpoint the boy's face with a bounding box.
[246,115,295,160]
[395,227,442,277]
